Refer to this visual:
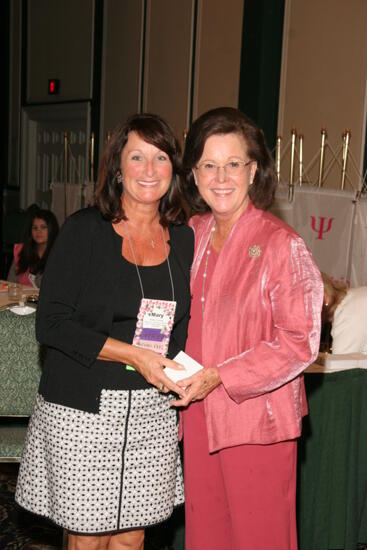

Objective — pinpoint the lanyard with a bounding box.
[124,223,175,302]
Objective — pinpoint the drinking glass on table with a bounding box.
[8,283,22,302]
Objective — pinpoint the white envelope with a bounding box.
[164,351,203,382]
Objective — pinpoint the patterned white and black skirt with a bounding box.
[15,388,184,534]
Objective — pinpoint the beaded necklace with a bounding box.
[201,225,216,318]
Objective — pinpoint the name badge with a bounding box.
[126,298,177,370]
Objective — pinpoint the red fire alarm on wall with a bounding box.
[48,79,60,95]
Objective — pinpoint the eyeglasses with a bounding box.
[195,159,253,178]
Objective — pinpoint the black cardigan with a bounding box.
[36,207,194,413]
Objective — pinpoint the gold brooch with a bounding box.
[249,245,261,257]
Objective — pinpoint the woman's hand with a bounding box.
[98,338,186,398]
[130,348,187,398]
[170,368,221,407]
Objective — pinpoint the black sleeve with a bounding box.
[169,224,194,288]
[168,224,194,357]
[168,308,190,358]
[35,211,108,368]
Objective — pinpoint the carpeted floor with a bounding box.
[0,463,63,549]
[0,463,184,550]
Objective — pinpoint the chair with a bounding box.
[0,309,41,462]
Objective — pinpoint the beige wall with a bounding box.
[192,0,244,119]
[100,0,244,144]
[27,0,94,102]
[143,0,195,144]
[99,0,144,149]
[278,0,367,190]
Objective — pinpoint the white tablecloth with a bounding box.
[305,352,367,373]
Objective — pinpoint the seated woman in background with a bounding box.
[7,208,59,288]
[322,272,367,354]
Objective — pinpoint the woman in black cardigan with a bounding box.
[16,113,194,550]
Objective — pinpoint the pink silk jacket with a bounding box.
[189,203,323,453]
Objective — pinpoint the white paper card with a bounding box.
[164,351,204,382]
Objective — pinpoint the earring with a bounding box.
[116,172,123,184]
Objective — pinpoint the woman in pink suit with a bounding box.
[171,107,323,550]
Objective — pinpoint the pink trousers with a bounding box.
[183,401,298,550]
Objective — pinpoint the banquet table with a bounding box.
[299,358,367,550]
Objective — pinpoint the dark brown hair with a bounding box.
[95,113,189,225]
[183,107,276,213]
[17,209,59,275]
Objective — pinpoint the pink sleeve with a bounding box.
[13,243,23,271]
[218,236,323,403]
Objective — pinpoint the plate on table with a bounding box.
[9,305,36,316]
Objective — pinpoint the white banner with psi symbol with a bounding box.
[291,186,356,285]
[272,184,357,285]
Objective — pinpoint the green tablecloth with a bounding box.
[299,370,367,550]
[0,309,41,415]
